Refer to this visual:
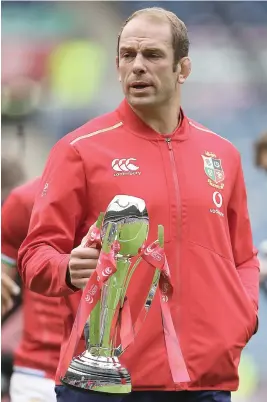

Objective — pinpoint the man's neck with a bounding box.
[130,101,181,135]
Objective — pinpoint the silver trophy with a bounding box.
[61,195,162,393]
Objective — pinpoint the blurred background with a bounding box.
[1,1,267,401]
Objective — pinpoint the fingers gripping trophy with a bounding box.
[60,195,190,393]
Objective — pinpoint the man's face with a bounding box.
[117,16,188,109]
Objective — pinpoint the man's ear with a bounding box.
[177,57,191,84]
[116,56,121,81]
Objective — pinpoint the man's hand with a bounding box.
[68,246,100,289]
[1,271,20,317]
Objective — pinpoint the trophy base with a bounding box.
[60,351,131,394]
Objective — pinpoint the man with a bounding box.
[18,7,259,402]
[2,178,63,402]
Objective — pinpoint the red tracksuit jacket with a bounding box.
[18,99,259,391]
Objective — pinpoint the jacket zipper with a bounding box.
[165,137,185,390]
[165,138,181,225]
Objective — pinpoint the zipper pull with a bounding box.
[165,138,172,150]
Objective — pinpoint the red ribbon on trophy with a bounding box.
[120,241,190,383]
[143,243,190,382]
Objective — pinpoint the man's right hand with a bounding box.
[1,271,20,317]
[68,246,100,289]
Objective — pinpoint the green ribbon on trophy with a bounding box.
[60,195,190,393]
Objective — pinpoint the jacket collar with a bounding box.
[116,98,189,141]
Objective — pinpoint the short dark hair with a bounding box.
[254,131,267,168]
[117,7,190,68]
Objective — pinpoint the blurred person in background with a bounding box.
[254,131,267,173]
[1,156,25,205]
[254,131,267,284]
[1,156,25,317]
[1,177,64,402]
[1,156,25,401]
[18,7,259,402]
[258,240,267,282]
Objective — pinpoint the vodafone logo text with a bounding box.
[112,158,141,176]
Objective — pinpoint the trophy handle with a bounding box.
[144,225,164,308]
[157,225,164,248]
[96,212,105,229]
[140,224,164,314]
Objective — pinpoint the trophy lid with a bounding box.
[102,195,149,257]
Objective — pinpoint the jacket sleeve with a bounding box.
[17,139,87,297]
[1,191,29,264]
[227,153,260,312]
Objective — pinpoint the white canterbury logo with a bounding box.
[112,158,141,176]
[112,158,139,172]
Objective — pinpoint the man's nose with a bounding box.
[132,54,146,75]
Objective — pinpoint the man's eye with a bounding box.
[148,53,160,58]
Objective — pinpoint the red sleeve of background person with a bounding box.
[228,154,260,311]
[17,138,87,297]
[2,177,64,379]
[2,179,40,260]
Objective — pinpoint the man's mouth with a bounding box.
[132,85,148,89]
[130,82,151,90]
